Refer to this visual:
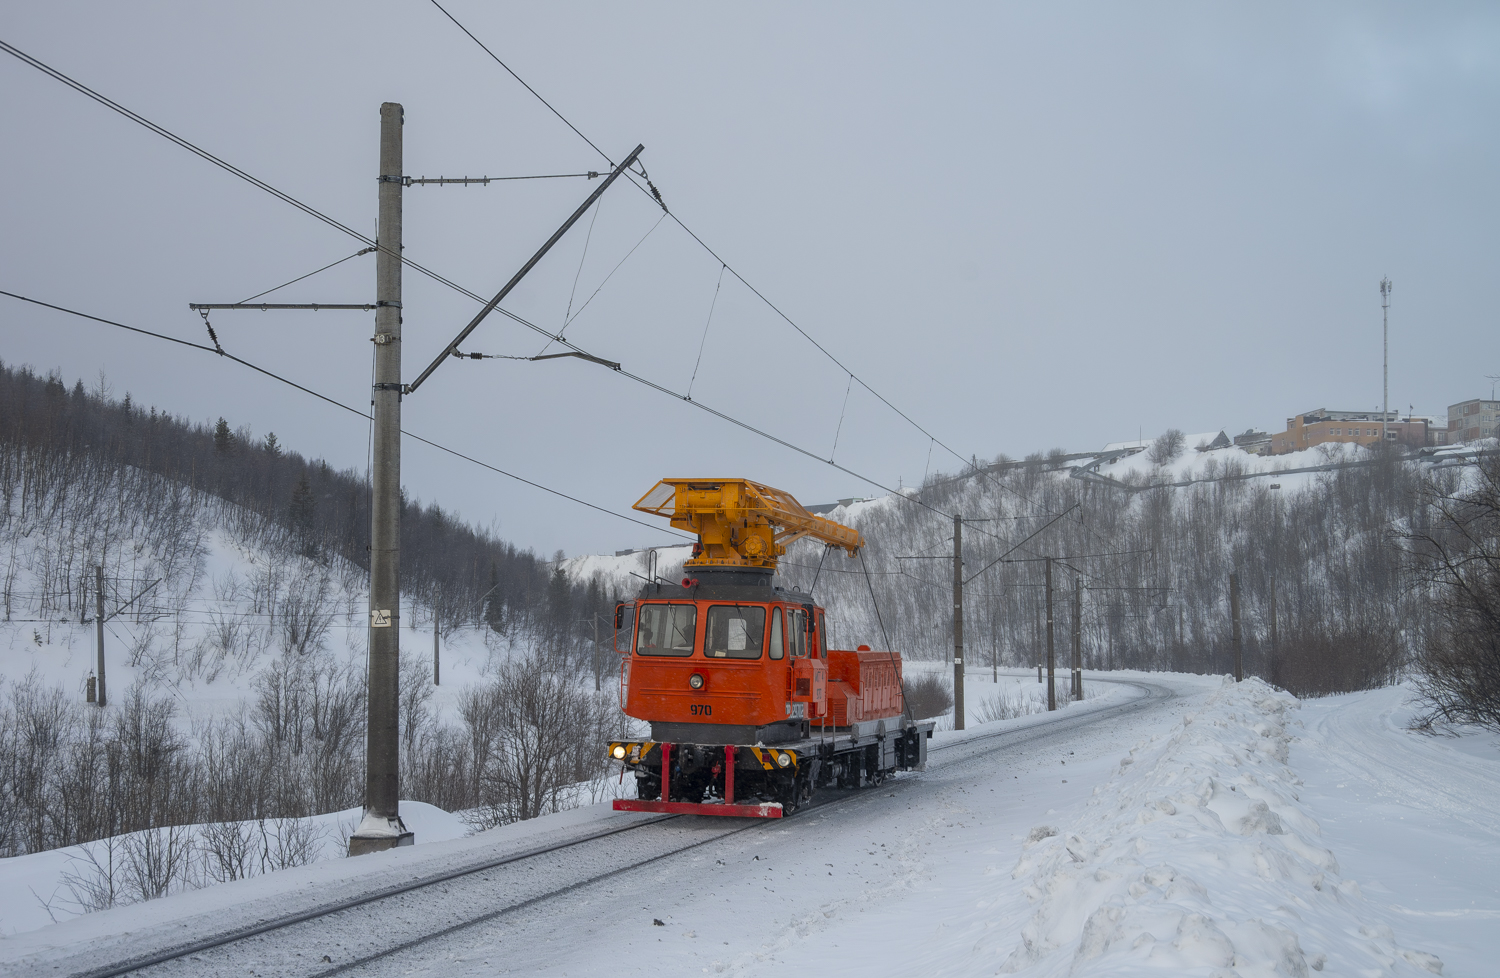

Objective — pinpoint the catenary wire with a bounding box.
[0,290,689,539]
[0,38,949,524]
[3,33,1043,546]
[419,5,1018,504]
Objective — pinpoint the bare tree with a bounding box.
[1407,456,1500,728]
[1148,429,1185,466]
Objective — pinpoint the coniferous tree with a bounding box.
[213,417,232,454]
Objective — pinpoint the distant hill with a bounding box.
[0,359,616,642]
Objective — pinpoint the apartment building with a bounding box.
[1269,408,1437,454]
[1448,399,1500,443]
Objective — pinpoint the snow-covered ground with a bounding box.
[3,672,1493,977]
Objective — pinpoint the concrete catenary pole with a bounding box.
[1045,557,1056,711]
[1071,576,1083,700]
[95,565,106,708]
[433,615,440,687]
[952,515,964,731]
[350,102,412,855]
[1230,572,1243,683]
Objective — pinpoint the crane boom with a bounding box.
[633,478,863,570]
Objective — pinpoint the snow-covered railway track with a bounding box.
[927,678,1168,762]
[51,814,757,978]
[42,679,1170,978]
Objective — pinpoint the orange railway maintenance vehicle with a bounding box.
[608,478,934,818]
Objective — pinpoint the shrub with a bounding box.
[904,671,954,720]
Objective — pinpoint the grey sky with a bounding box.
[2,2,1496,556]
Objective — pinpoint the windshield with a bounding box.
[636,603,697,656]
[704,606,766,659]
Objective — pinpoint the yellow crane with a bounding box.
[632,478,863,570]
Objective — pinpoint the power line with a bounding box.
[0,290,688,539]
[420,4,1000,503]
[426,0,614,165]
[0,35,965,528]
[0,38,501,316]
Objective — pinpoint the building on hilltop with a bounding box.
[1232,429,1272,454]
[1447,399,1500,443]
[1270,408,1444,454]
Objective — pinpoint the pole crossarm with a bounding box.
[962,504,1079,586]
[189,303,377,311]
[403,172,600,186]
[406,143,645,395]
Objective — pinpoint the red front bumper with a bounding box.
[613,798,783,818]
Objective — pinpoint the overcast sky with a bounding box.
[2,2,1497,556]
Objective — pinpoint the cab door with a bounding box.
[789,608,827,717]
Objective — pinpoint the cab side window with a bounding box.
[614,604,636,654]
[791,609,806,658]
[769,608,784,660]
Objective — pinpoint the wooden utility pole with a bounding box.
[351,102,412,855]
[1230,572,1243,682]
[1071,576,1083,700]
[1045,557,1056,710]
[952,515,964,730]
[94,565,106,708]
[433,616,440,687]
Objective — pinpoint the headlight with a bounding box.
[776,752,792,768]
[689,673,705,690]
[611,745,627,759]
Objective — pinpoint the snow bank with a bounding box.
[995,677,1443,977]
[0,801,470,937]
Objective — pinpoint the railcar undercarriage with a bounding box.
[610,720,933,818]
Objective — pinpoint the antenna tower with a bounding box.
[1380,277,1392,446]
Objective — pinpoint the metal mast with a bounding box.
[1381,277,1392,444]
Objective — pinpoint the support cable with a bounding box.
[857,546,911,724]
[239,248,375,304]
[687,263,726,401]
[808,544,830,598]
[541,211,666,355]
[559,199,602,336]
[829,373,854,463]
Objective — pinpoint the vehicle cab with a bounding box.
[616,574,828,745]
